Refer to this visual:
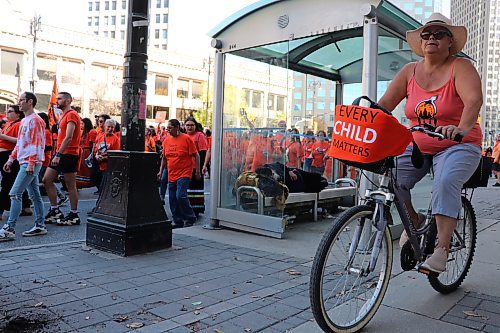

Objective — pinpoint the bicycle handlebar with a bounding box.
[409,125,463,143]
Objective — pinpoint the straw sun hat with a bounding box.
[406,12,467,57]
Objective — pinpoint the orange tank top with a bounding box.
[404,60,482,155]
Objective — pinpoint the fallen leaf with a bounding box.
[365,282,377,289]
[214,329,224,333]
[111,295,118,300]
[194,310,200,315]
[244,329,252,332]
[286,269,302,276]
[191,301,203,306]
[463,311,488,320]
[180,305,188,311]
[34,302,44,308]
[251,295,260,298]
[257,275,264,278]
[126,322,144,329]
[232,287,237,294]
[233,256,240,261]
[85,316,90,320]
[184,295,192,299]
[113,315,128,322]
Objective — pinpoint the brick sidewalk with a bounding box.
[1,233,500,333]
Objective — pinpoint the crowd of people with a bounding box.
[0,91,215,240]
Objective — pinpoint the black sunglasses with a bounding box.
[420,30,451,40]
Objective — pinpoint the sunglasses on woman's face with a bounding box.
[420,30,451,40]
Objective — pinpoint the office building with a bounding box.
[452,0,499,145]
[87,0,170,50]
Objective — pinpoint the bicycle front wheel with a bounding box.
[310,205,393,333]
[428,196,477,293]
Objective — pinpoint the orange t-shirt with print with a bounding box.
[162,133,198,182]
[145,136,156,152]
[57,110,81,156]
[43,129,52,167]
[0,121,21,151]
[286,141,303,168]
[311,140,330,168]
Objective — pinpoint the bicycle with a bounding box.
[309,124,478,333]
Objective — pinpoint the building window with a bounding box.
[1,50,24,76]
[162,44,167,50]
[294,80,302,88]
[104,16,108,25]
[155,75,169,96]
[293,92,301,99]
[121,15,125,24]
[155,29,159,39]
[162,29,167,39]
[154,44,159,48]
[268,94,275,110]
[104,31,108,37]
[192,81,203,99]
[294,104,301,111]
[105,1,109,10]
[156,14,160,23]
[120,30,125,39]
[252,91,262,108]
[277,96,285,112]
[94,16,99,25]
[61,59,83,85]
[88,17,92,26]
[95,1,100,10]
[163,14,168,23]
[306,103,312,111]
[110,31,115,38]
[88,2,92,11]
[111,16,116,25]
[164,0,169,7]
[317,102,325,110]
[121,0,126,9]
[177,79,189,98]
[112,1,116,9]
[94,31,98,35]
[156,0,161,8]
[36,55,56,81]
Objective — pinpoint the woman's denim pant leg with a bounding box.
[168,177,196,225]
[7,164,44,229]
[160,168,168,201]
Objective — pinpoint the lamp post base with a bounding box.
[86,151,171,256]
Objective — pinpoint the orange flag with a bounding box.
[47,78,58,127]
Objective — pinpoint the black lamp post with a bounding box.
[86,0,171,256]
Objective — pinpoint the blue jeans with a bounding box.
[159,168,168,200]
[168,177,196,225]
[7,163,44,229]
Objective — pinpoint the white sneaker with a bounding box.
[0,227,15,241]
[22,226,47,237]
[421,247,448,273]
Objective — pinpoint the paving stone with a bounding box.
[136,320,180,333]
[141,280,179,294]
[170,309,210,325]
[83,294,125,309]
[70,286,109,300]
[200,301,237,315]
[98,301,139,317]
[458,295,483,308]
[113,287,154,302]
[200,309,238,326]
[277,293,311,310]
[267,315,309,332]
[50,299,94,316]
[148,302,186,319]
[62,309,110,329]
[41,291,80,307]
[440,314,486,330]
[100,280,137,293]
[197,319,246,333]
[159,287,197,302]
[256,302,303,320]
[127,274,162,287]
[169,325,197,333]
[477,300,500,315]
[228,311,278,332]
[484,324,500,333]
[44,273,82,284]
[76,320,130,333]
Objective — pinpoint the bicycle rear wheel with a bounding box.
[310,205,393,333]
[428,196,477,294]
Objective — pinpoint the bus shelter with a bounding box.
[208,0,424,238]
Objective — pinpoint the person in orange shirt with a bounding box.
[158,119,200,228]
[302,130,315,172]
[286,128,303,168]
[94,119,120,172]
[43,92,82,226]
[0,105,31,218]
[493,134,500,187]
[185,117,208,216]
[145,127,157,152]
[310,130,330,176]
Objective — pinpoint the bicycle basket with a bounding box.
[328,96,413,169]
[463,156,493,188]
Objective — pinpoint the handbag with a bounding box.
[463,156,493,188]
[327,96,413,174]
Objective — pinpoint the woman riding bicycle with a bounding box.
[378,13,483,273]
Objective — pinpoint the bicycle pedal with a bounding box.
[417,265,431,275]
